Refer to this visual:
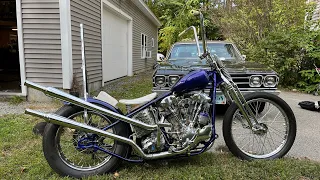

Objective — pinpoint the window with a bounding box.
[141,33,147,58]
[151,38,155,47]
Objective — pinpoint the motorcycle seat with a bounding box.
[119,93,157,105]
[95,91,119,107]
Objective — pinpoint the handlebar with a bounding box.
[179,10,208,59]
[189,10,232,81]
[178,26,201,57]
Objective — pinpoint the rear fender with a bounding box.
[63,97,122,114]
[61,97,132,134]
[86,97,123,115]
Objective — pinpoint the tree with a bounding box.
[211,0,320,87]
[146,0,224,54]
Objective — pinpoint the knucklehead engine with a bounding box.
[132,92,212,153]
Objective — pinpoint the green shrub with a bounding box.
[297,69,320,93]
[213,0,320,91]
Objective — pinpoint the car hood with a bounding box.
[156,60,275,75]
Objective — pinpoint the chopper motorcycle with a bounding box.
[25,10,296,178]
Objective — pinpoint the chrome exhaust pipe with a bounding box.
[26,109,146,158]
[25,80,157,131]
[25,109,193,160]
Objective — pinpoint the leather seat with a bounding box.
[95,91,119,107]
[119,93,157,105]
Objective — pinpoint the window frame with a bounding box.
[141,33,148,59]
[151,37,154,47]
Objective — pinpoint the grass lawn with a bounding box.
[1,71,320,179]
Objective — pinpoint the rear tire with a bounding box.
[223,92,296,160]
[43,105,130,178]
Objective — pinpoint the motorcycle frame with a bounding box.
[77,70,223,161]
[24,69,224,162]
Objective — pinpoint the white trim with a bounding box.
[102,0,133,21]
[16,0,26,96]
[101,0,133,86]
[59,0,73,89]
[101,0,104,87]
[128,20,133,76]
[131,0,161,27]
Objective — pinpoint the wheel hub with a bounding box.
[73,131,99,153]
[252,123,268,135]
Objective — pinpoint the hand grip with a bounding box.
[190,10,200,16]
[178,30,187,37]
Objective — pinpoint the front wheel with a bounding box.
[223,92,296,160]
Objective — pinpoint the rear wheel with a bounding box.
[43,105,130,178]
[223,92,296,160]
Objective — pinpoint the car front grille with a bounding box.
[153,74,277,90]
[230,74,250,88]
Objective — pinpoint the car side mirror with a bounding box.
[242,55,247,60]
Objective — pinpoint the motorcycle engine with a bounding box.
[132,108,166,153]
[159,92,212,151]
[132,92,212,153]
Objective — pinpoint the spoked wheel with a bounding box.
[57,111,114,169]
[223,92,296,160]
[43,105,130,178]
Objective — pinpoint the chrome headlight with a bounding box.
[154,76,166,87]
[169,75,180,86]
[249,75,263,87]
[263,75,278,87]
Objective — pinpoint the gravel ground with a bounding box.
[0,102,26,116]
[0,101,61,117]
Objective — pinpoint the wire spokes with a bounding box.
[231,98,289,158]
[56,111,115,170]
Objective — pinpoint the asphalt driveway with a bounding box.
[210,91,320,162]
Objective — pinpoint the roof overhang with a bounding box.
[131,0,161,27]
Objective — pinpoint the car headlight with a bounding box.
[249,75,263,87]
[169,76,180,86]
[154,76,166,87]
[263,75,278,87]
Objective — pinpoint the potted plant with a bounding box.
[70,73,81,97]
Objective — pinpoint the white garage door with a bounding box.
[102,8,128,82]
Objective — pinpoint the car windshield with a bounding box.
[168,43,242,66]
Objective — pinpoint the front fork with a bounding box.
[221,81,263,131]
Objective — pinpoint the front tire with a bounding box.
[42,105,130,178]
[223,92,296,160]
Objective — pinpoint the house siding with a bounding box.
[70,0,102,86]
[70,0,158,88]
[311,0,320,21]
[107,0,158,72]
[22,0,63,88]
[21,0,158,100]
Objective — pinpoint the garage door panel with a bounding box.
[103,8,128,82]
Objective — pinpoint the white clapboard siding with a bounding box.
[70,0,102,85]
[105,0,158,73]
[312,0,320,21]
[70,0,158,90]
[22,0,63,88]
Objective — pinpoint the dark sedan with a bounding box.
[152,41,280,104]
